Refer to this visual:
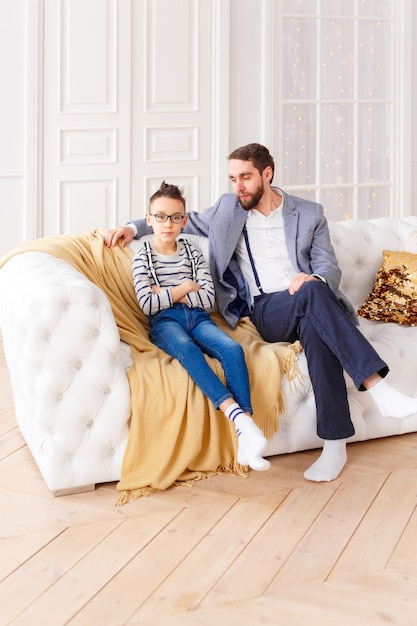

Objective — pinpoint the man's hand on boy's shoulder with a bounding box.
[104,226,135,247]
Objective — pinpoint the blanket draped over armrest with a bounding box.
[0,230,302,504]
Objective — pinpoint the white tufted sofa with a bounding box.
[1,216,417,494]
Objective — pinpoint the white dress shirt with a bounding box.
[235,202,297,304]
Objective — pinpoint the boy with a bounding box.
[132,181,270,471]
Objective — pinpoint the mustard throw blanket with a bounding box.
[1,231,302,504]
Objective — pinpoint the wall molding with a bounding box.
[24,0,44,240]
[210,0,230,202]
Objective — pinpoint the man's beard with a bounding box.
[238,183,264,211]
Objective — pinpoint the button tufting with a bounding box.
[93,329,100,337]
[108,448,115,456]
[104,387,110,395]
[87,419,93,427]
[56,393,63,401]
[75,361,82,369]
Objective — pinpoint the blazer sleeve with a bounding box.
[309,210,341,293]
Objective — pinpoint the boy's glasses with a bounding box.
[149,213,185,224]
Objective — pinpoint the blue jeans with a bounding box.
[251,281,388,440]
[149,304,252,412]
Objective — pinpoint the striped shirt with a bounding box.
[132,240,215,316]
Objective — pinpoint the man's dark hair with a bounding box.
[228,143,275,181]
[149,181,186,211]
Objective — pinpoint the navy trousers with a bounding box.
[250,281,388,440]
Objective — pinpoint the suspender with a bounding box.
[143,238,197,286]
[242,226,264,295]
[180,237,197,282]
[143,240,160,286]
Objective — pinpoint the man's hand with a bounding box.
[104,226,135,248]
[289,273,319,295]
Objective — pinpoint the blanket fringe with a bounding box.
[115,462,248,506]
[283,340,303,380]
[278,339,308,400]
[259,402,281,440]
[115,486,158,506]
[173,471,220,490]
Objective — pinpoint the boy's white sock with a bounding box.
[225,403,267,456]
[304,439,347,482]
[367,379,417,419]
[236,430,271,472]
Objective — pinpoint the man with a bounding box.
[104,143,417,482]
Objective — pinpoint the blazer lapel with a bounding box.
[282,191,299,270]
[219,205,247,271]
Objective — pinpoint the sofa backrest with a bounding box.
[328,216,417,310]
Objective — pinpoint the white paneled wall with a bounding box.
[41,0,230,233]
[42,0,132,235]
[1,0,416,257]
[130,0,223,218]
[0,0,26,255]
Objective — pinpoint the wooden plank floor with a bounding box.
[1,330,417,625]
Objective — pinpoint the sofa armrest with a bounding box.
[0,252,130,493]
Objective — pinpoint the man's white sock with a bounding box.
[304,439,347,482]
[367,379,417,419]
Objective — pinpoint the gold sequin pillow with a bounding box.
[357,250,417,326]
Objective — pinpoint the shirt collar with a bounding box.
[247,188,284,220]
